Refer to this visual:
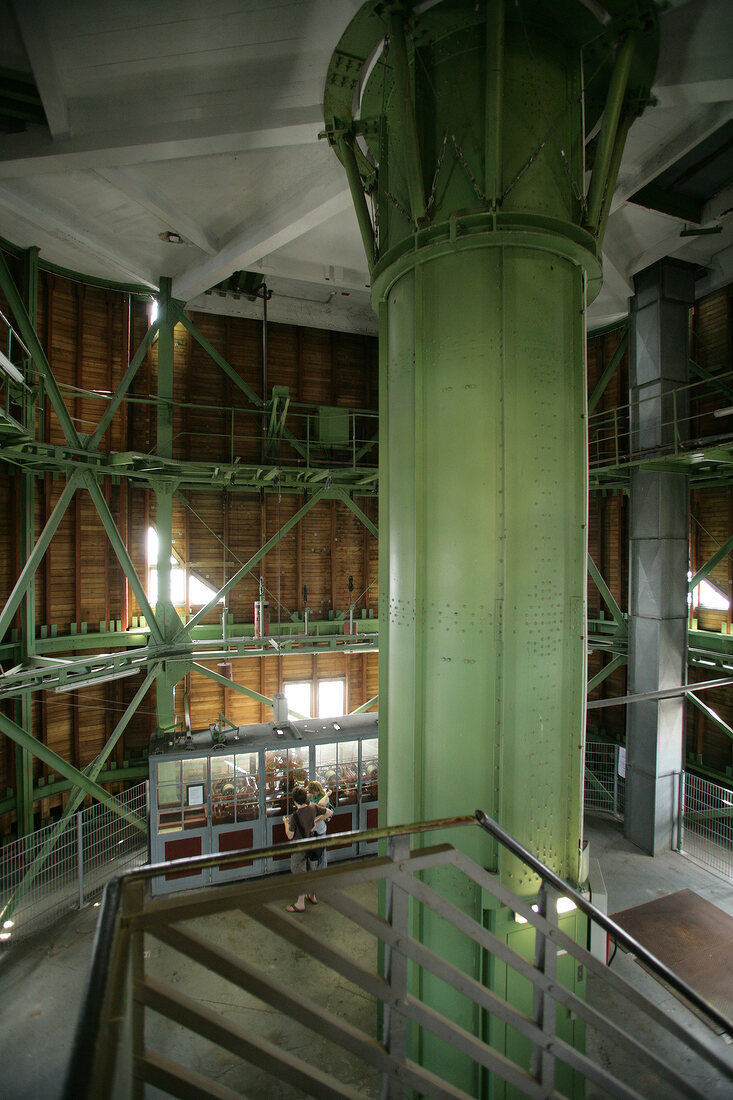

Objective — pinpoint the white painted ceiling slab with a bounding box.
[0,0,729,332]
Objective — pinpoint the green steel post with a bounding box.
[689,533,733,591]
[585,33,638,233]
[326,3,657,1089]
[587,554,627,632]
[0,712,146,832]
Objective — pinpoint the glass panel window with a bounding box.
[265,747,309,816]
[157,760,182,833]
[284,681,312,719]
[182,757,207,829]
[315,741,358,806]
[361,738,378,803]
[234,752,259,821]
[211,755,236,824]
[318,678,345,717]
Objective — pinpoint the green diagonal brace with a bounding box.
[0,248,81,448]
[688,691,733,742]
[82,471,164,646]
[0,470,82,641]
[587,652,627,694]
[688,534,733,592]
[171,303,262,409]
[332,486,379,539]
[689,360,733,406]
[588,326,628,415]
[180,488,328,636]
[190,662,306,720]
[0,667,157,924]
[0,711,146,831]
[351,694,378,714]
[587,554,626,632]
[86,318,160,451]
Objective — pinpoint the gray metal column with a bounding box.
[625,259,696,854]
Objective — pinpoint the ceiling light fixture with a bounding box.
[159,231,184,244]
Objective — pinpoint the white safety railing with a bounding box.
[0,782,148,946]
[681,771,733,881]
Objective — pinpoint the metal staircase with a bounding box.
[64,812,733,1100]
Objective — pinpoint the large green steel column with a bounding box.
[326,0,657,887]
[326,4,657,1089]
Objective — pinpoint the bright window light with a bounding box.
[149,300,158,324]
[147,526,221,608]
[688,572,730,612]
[318,678,345,718]
[284,681,312,719]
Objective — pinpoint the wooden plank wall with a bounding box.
[0,260,379,834]
[1,254,732,835]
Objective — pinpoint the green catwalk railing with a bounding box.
[64,813,733,1100]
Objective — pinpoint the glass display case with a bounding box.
[148,714,378,895]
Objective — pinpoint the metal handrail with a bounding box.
[65,810,733,1100]
[475,810,733,1040]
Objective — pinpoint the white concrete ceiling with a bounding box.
[0,0,730,335]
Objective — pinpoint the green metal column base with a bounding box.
[485,903,587,1100]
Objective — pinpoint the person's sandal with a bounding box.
[306,895,318,905]
[286,904,305,912]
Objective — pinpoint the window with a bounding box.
[283,681,312,720]
[147,526,222,608]
[688,573,730,612]
[282,678,346,719]
[318,678,345,717]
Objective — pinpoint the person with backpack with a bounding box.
[283,786,332,912]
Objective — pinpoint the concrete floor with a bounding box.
[0,815,731,1100]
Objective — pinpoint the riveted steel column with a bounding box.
[626,259,696,854]
[326,1,657,1090]
[154,278,180,735]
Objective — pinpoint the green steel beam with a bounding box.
[689,360,733,405]
[0,437,378,493]
[0,669,156,924]
[596,111,634,248]
[0,762,150,816]
[484,0,504,205]
[588,325,628,415]
[82,471,164,645]
[86,317,160,451]
[0,711,146,832]
[337,136,376,268]
[170,302,262,409]
[0,470,82,643]
[688,691,733,743]
[386,9,426,224]
[332,486,379,539]
[189,661,306,719]
[585,32,638,234]
[587,652,627,695]
[179,488,329,636]
[350,694,378,714]
[688,533,733,592]
[587,554,627,632]
[0,247,81,448]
